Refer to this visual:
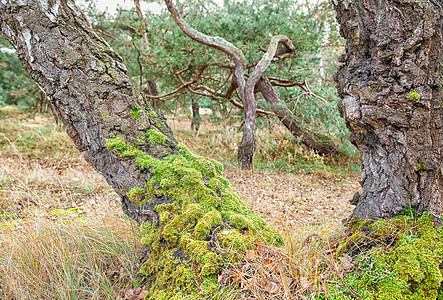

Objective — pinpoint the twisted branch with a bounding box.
[164,0,246,101]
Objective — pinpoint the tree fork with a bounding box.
[164,0,296,169]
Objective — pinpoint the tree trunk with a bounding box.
[1,0,175,224]
[147,80,161,111]
[333,0,443,220]
[190,98,200,131]
[1,1,278,297]
[237,89,257,169]
[257,76,337,156]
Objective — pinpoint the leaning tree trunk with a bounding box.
[333,0,443,220]
[257,76,337,156]
[0,1,279,298]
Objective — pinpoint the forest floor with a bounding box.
[0,107,360,299]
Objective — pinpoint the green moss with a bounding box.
[146,110,157,118]
[146,128,166,144]
[409,90,420,101]
[106,135,143,157]
[127,187,147,205]
[194,210,222,239]
[105,135,127,152]
[105,134,279,298]
[218,229,249,254]
[416,158,426,174]
[130,107,140,119]
[340,213,443,299]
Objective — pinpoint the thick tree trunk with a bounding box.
[1,0,177,224]
[1,1,279,297]
[257,76,337,156]
[333,0,443,220]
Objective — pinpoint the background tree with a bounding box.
[0,37,44,110]
[87,0,349,169]
[333,0,443,220]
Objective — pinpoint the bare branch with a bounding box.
[179,80,275,116]
[164,0,246,100]
[245,35,295,106]
[257,76,336,156]
[268,77,328,104]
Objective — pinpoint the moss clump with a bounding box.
[409,90,420,101]
[106,135,281,299]
[339,213,443,299]
[130,107,140,119]
[146,128,166,144]
[193,210,222,239]
[105,136,143,157]
[127,187,147,205]
[416,159,426,174]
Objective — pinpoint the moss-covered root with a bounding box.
[338,213,443,300]
[106,137,281,299]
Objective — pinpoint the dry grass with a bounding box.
[0,218,141,300]
[0,108,359,299]
[0,108,142,299]
[214,223,354,299]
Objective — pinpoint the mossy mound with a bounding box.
[106,136,281,299]
[337,212,443,300]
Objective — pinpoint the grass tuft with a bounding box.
[0,217,141,300]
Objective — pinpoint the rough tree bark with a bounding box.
[333,0,443,220]
[1,1,279,297]
[0,0,176,224]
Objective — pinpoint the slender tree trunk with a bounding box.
[147,80,161,111]
[237,88,257,169]
[257,76,336,156]
[190,98,200,131]
[333,0,443,220]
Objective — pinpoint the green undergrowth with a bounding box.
[334,212,443,300]
[106,135,281,299]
